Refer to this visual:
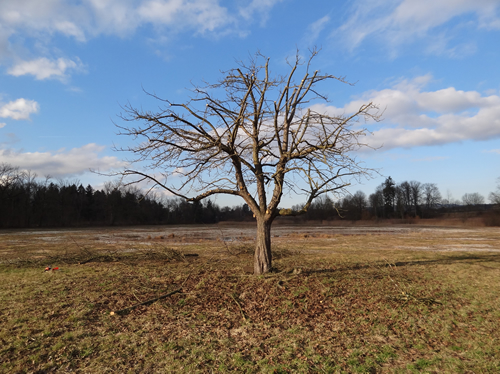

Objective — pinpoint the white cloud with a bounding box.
[0,123,6,128]
[313,75,500,149]
[239,0,284,23]
[484,149,500,154]
[7,57,85,81]
[0,0,279,40]
[0,1,85,41]
[336,0,500,54]
[85,0,142,36]
[53,20,87,42]
[0,98,39,120]
[0,0,284,79]
[302,15,330,46]
[138,0,232,33]
[0,143,128,178]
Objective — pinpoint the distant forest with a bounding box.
[1,164,498,228]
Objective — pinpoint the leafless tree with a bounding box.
[342,190,367,220]
[443,190,461,206]
[369,186,384,218]
[0,163,24,189]
[490,178,500,206]
[422,183,441,211]
[462,192,485,206]
[352,190,367,212]
[115,50,380,274]
[398,181,412,212]
[409,181,422,216]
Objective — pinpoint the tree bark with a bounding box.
[254,218,272,275]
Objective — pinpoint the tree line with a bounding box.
[367,177,499,220]
[294,176,499,222]
[0,164,253,228]
[1,164,499,228]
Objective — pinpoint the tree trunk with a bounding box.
[254,218,272,275]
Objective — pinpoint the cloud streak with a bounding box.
[0,0,284,80]
[138,0,238,34]
[239,0,284,24]
[302,15,330,46]
[336,0,500,54]
[484,149,500,155]
[0,143,128,178]
[8,57,85,81]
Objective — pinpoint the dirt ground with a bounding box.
[1,223,499,263]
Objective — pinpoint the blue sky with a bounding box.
[1,0,499,207]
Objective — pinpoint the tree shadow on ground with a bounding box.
[303,253,500,275]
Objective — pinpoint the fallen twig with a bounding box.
[230,293,248,322]
[78,257,98,265]
[110,288,181,316]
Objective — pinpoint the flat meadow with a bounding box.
[1,221,499,373]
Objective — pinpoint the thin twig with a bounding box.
[230,294,247,322]
[110,288,181,316]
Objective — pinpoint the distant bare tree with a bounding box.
[397,181,412,215]
[0,163,23,190]
[408,181,422,216]
[462,192,485,206]
[352,190,367,214]
[490,178,500,206]
[369,186,384,218]
[441,189,453,206]
[116,50,380,274]
[342,190,367,220]
[421,183,441,216]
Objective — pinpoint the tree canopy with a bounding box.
[116,50,380,274]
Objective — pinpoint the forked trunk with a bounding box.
[254,218,272,275]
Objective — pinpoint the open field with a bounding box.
[1,223,500,373]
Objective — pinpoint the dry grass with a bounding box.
[1,225,500,373]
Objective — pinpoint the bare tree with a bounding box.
[342,190,367,220]
[398,181,412,213]
[395,184,407,219]
[490,178,500,206]
[116,50,379,274]
[369,186,384,218]
[352,190,367,213]
[421,183,441,216]
[462,192,485,206]
[409,181,422,217]
[0,163,24,190]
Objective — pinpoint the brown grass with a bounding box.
[1,224,500,373]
